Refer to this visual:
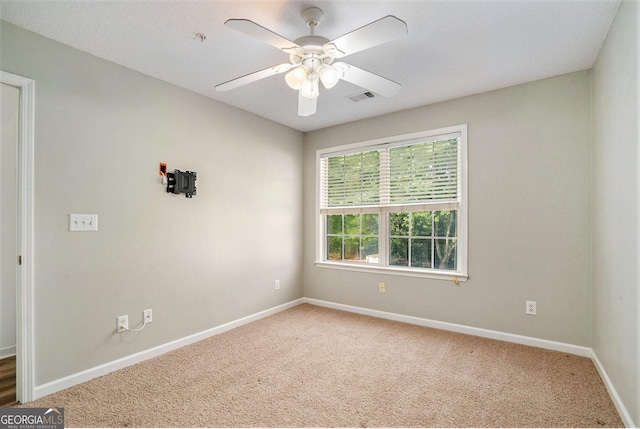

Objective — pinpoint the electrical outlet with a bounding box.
[526,300,537,315]
[379,282,386,293]
[275,279,280,290]
[117,315,129,332]
[143,309,152,323]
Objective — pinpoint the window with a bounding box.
[316,125,467,280]
[327,214,379,262]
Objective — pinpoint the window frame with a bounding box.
[315,124,468,281]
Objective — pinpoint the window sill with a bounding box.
[314,261,468,282]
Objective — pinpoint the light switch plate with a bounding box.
[70,214,98,231]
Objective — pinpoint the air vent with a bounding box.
[347,91,377,102]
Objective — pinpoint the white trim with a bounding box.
[319,131,463,158]
[590,350,636,428]
[0,345,16,359]
[315,261,468,282]
[33,299,304,400]
[316,125,468,158]
[1,71,35,404]
[303,298,591,356]
[457,124,468,275]
[320,200,460,215]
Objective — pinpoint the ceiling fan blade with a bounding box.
[225,19,300,52]
[337,63,401,97]
[215,63,294,92]
[325,16,407,58]
[298,91,317,116]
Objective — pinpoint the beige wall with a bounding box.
[304,71,593,347]
[592,0,639,425]
[0,21,304,385]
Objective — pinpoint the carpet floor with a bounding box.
[17,304,623,427]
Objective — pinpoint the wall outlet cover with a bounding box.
[117,315,128,332]
[526,300,537,315]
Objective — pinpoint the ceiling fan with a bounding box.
[215,7,408,116]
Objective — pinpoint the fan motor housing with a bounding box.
[294,35,330,51]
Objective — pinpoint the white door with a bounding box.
[0,82,19,360]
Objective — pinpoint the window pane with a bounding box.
[344,237,361,262]
[411,212,432,236]
[327,150,380,207]
[434,238,456,269]
[390,237,408,266]
[327,236,342,261]
[434,210,457,237]
[362,214,379,235]
[360,151,381,204]
[411,238,432,268]
[390,212,409,236]
[344,214,360,235]
[389,138,459,204]
[362,236,379,264]
[327,215,342,234]
[325,214,379,265]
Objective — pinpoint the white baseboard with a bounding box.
[0,345,16,359]
[303,298,592,356]
[590,350,636,428]
[34,298,304,400]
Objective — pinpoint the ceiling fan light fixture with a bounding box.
[219,10,407,116]
[285,66,307,90]
[301,74,320,99]
[318,64,342,89]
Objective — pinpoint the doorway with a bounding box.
[0,71,35,404]
[1,82,18,406]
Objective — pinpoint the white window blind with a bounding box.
[320,133,461,215]
[321,149,380,208]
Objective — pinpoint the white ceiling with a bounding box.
[0,0,621,132]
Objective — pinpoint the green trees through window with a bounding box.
[327,214,379,263]
[389,211,457,269]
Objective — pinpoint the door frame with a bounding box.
[1,71,35,403]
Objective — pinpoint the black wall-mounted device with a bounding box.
[166,169,197,198]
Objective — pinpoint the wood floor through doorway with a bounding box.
[0,356,16,407]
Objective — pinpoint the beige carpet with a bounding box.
[19,304,623,427]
